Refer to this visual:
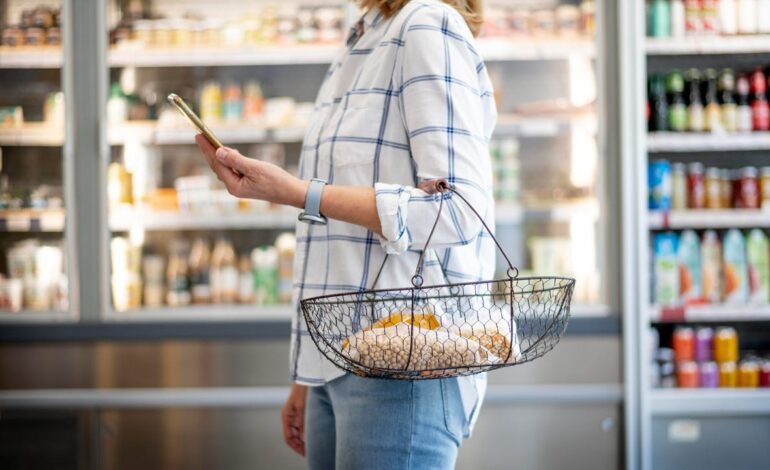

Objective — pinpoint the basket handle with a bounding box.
[410,179,519,287]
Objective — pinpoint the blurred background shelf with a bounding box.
[0,310,72,323]
[646,35,770,55]
[647,132,770,152]
[0,209,65,232]
[648,209,770,230]
[650,389,770,416]
[105,40,595,68]
[106,303,292,322]
[109,207,299,231]
[0,47,62,68]
[0,124,65,146]
[650,304,770,323]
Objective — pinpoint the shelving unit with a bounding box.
[0,47,63,68]
[650,389,770,416]
[0,209,65,232]
[109,207,299,231]
[106,303,292,322]
[650,304,770,323]
[648,209,770,230]
[646,36,770,55]
[647,132,770,152]
[0,310,73,323]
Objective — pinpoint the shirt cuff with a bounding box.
[374,182,412,254]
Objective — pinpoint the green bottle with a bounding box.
[666,70,687,132]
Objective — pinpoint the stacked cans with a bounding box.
[653,326,770,388]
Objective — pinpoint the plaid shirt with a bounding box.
[291,0,497,434]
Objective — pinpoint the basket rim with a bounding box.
[299,275,577,306]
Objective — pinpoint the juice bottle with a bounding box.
[678,230,701,303]
[654,232,680,307]
[722,229,749,304]
[200,81,223,123]
[701,230,722,303]
[746,229,770,304]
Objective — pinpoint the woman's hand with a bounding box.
[195,134,308,208]
[281,383,308,456]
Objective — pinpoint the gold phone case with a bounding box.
[167,93,223,148]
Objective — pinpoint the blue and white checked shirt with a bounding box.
[291,0,497,435]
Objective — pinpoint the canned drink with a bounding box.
[719,361,738,387]
[699,361,719,388]
[738,361,760,388]
[672,327,695,363]
[760,361,770,387]
[714,327,739,363]
[649,160,672,210]
[694,327,714,362]
[677,361,700,388]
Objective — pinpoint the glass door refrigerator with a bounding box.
[0,1,71,321]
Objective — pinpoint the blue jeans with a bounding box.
[305,373,466,470]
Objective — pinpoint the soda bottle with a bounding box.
[736,74,753,132]
[666,70,688,132]
[718,69,738,132]
[188,237,211,304]
[703,68,722,132]
[750,67,770,131]
[649,74,668,131]
[685,68,705,132]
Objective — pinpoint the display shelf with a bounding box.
[109,207,299,231]
[494,113,597,138]
[106,303,292,322]
[650,304,770,323]
[107,40,595,68]
[0,209,65,232]
[648,209,770,230]
[0,47,63,68]
[647,132,770,152]
[0,124,64,146]
[646,35,770,55]
[650,389,770,416]
[0,311,72,323]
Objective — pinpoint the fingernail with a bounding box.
[215,148,228,161]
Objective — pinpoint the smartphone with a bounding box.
[167,93,223,149]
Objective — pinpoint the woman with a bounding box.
[196,0,496,468]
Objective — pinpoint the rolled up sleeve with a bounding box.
[374,4,496,254]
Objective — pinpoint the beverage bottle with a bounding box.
[736,74,753,132]
[166,242,191,307]
[718,69,738,132]
[701,230,722,303]
[222,83,243,124]
[737,0,758,34]
[703,69,722,132]
[211,237,239,303]
[649,74,669,131]
[750,68,770,131]
[671,0,686,37]
[649,0,672,37]
[243,81,265,121]
[666,70,688,132]
[685,68,705,132]
[189,237,211,304]
[719,0,739,34]
[238,254,255,303]
[684,0,703,35]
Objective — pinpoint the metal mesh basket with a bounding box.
[300,180,575,380]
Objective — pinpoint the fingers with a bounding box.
[195,135,242,192]
[215,146,252,176]
[281,401,306,456]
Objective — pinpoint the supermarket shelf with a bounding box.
[0,124,64,146]
[0,47,62,68]
[650,389,770,416]
[0,383,621,409]
[647,132,770,152]
[0,209,65,232]
[648,209,770,230]
[106,303,292,322]
[494,113,597,138]
[0,310,72,323]
[5,114,594,147]
[650,304,770,323]
[109,208,299,231]
[0,306,618,342]
[106,40,595,68]
[646,35,770,55]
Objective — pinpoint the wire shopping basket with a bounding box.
[300,179,575,380]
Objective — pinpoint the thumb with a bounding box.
[215,147,251,174]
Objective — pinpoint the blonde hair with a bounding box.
[359,0,484,37]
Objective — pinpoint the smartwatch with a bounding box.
[298,178,328,225]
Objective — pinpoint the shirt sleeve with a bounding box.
[375,4,496,255]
